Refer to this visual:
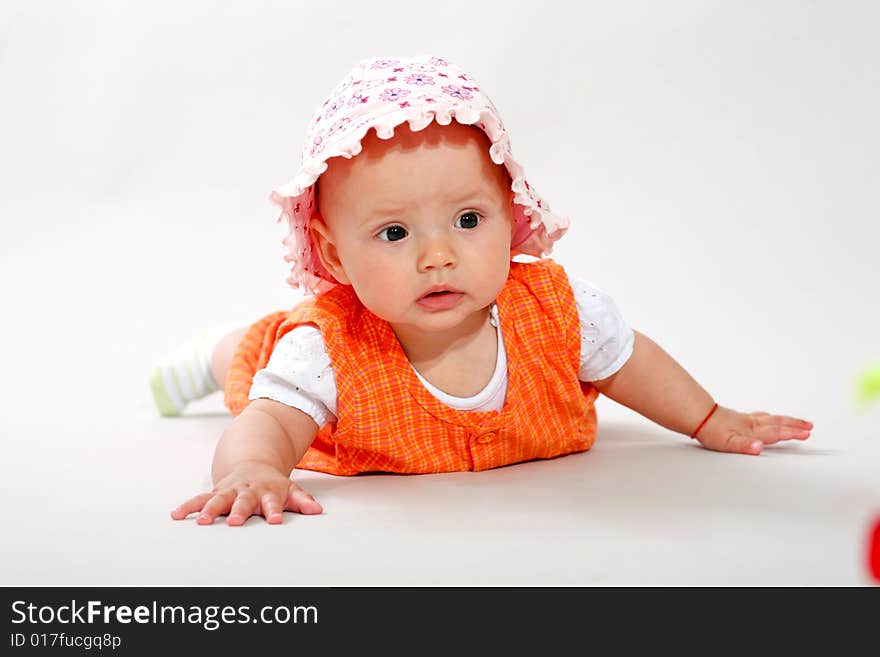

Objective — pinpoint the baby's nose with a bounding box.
[418,236,457,271]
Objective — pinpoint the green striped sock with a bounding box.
[149,327,225,417]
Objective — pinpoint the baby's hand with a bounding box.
[695,406,813,456]
[171,461,323,526]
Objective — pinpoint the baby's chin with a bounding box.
[389,304,495,337]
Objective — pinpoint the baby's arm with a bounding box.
[593,331,813,455]
[171,399,321,525]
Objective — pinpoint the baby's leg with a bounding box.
[150,325,246,417]
[209,327,248,390]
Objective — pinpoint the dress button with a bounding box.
[478,432,496,444]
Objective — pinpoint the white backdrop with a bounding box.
[1,1,878,585]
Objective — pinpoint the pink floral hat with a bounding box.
[270,55,570,295]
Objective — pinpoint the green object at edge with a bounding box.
[856,363,880,407]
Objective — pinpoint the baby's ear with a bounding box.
[309,216,351,286]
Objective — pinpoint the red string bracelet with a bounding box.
[690,402,719,439]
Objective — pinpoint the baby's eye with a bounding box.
[455,211,481,229]
[377,225,408,242]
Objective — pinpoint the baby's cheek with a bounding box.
[352,259,406,308]
[485,241,511,283]
[362,259,400,288]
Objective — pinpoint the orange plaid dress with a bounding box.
[224,258,599,475]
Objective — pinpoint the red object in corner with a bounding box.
[870,516,880,583]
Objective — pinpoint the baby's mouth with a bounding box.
[418,286,463,300]
[416,287,465,310]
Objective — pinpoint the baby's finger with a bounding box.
[171,493,213,520]
[227,490,259,527]
[758,414,813,430]
[718,432,763,456]
[753,412,812,428]
[751,417,812,444]
[285,482,323,515]
[197,490,236,525]
[261,493,285,524]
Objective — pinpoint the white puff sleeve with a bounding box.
[248,325,338,429]
[568,274,635,382]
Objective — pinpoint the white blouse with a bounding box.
[249,273,634,428]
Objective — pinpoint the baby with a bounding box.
[153,55,813,526]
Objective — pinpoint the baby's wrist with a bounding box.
[689,403,728,442]
[212,457,287,486]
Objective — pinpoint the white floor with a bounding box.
[2,1,878,586]
[2,374,878,586]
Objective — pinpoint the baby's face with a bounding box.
[311,121,514,338]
